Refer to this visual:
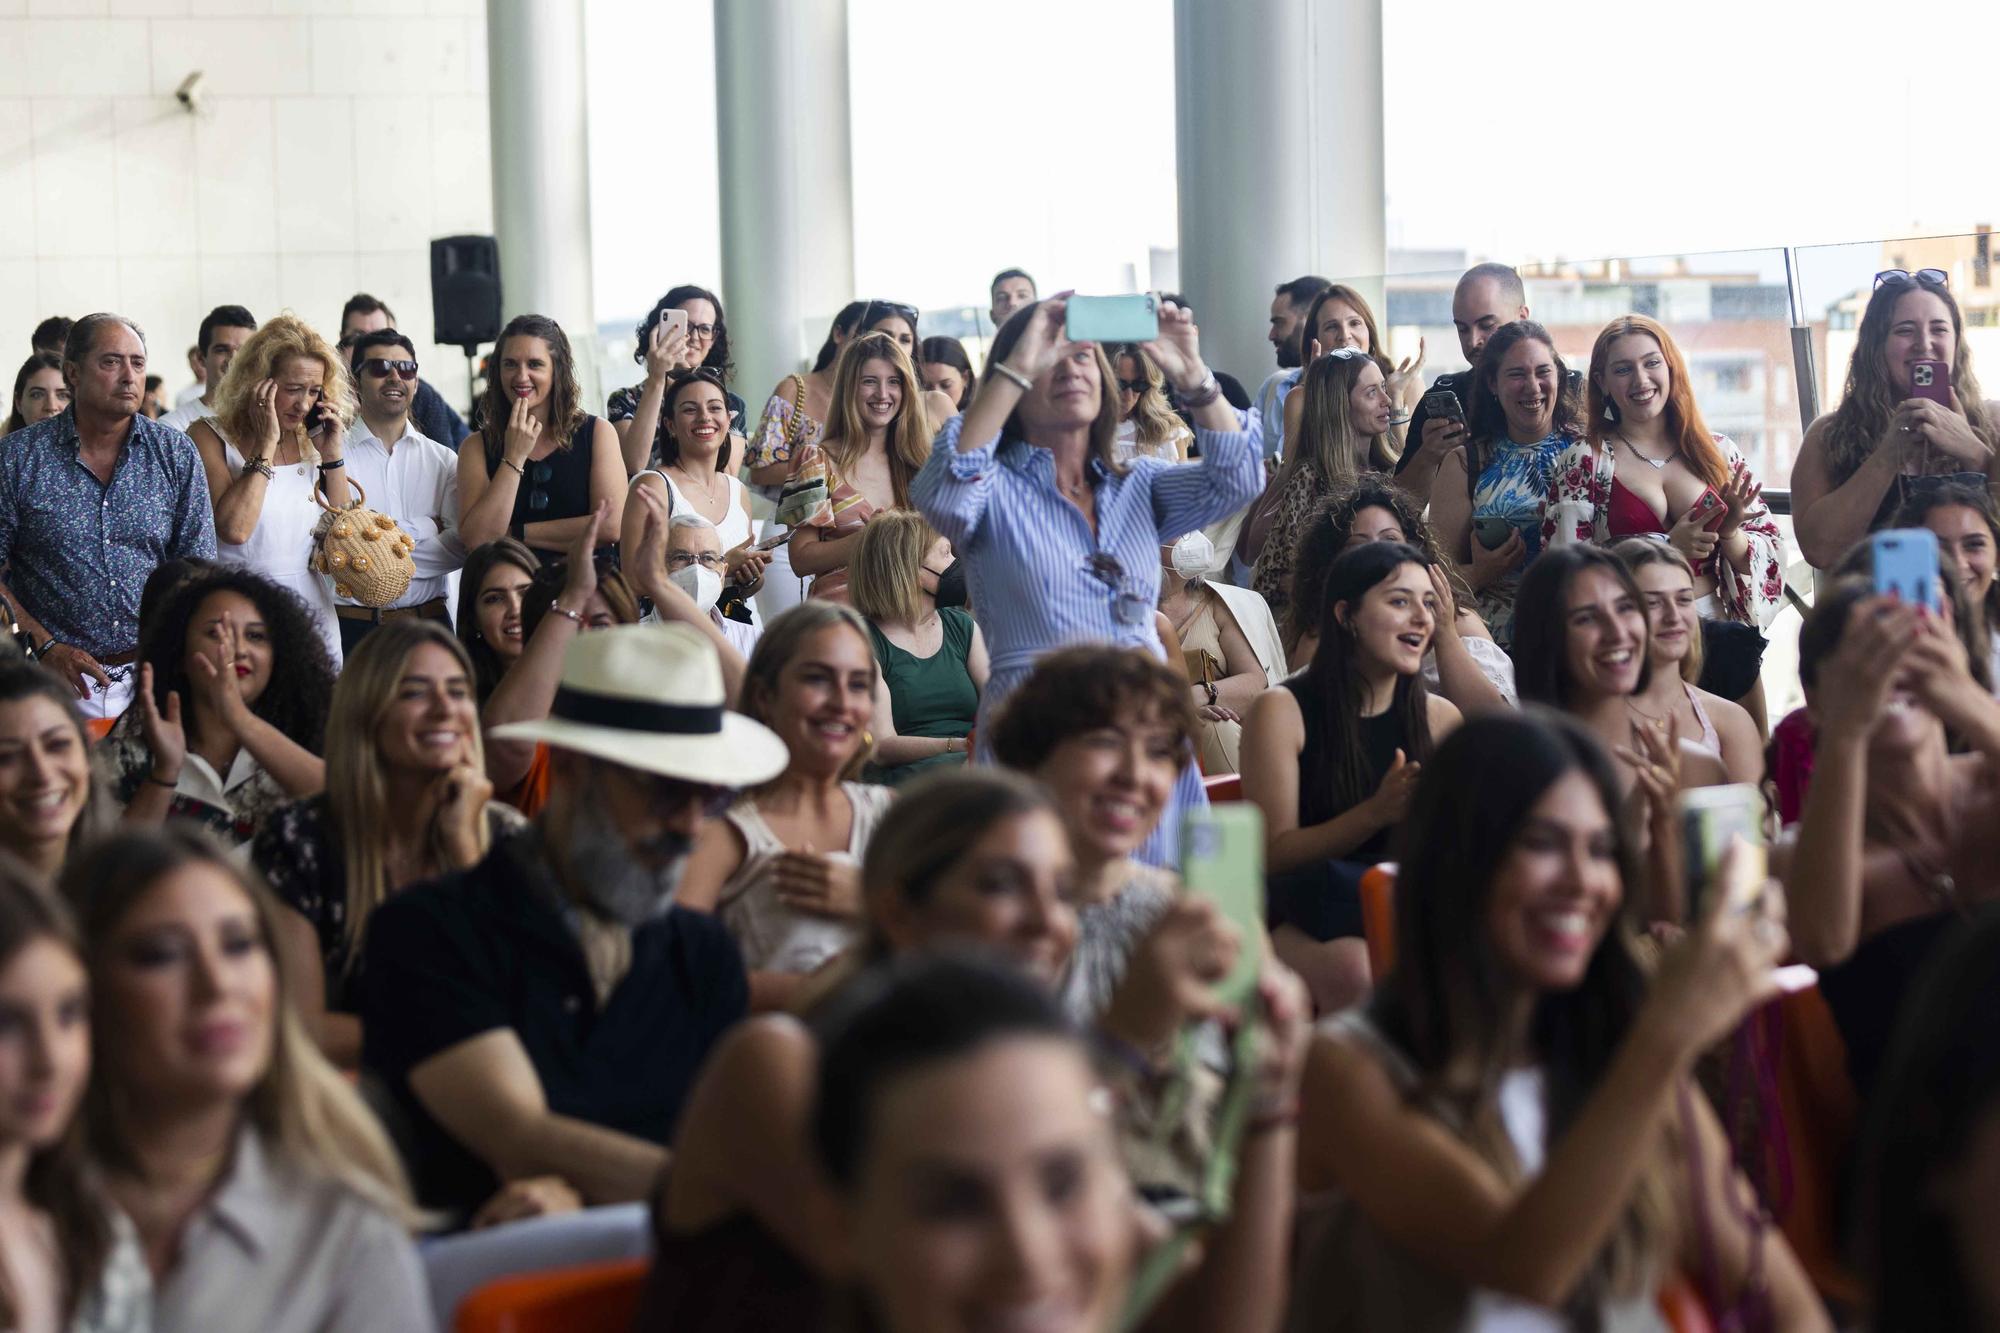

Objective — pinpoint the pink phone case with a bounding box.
[1692,486,1726,533]
[1910,359,1951,407]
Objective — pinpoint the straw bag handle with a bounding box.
[312,474,368,514]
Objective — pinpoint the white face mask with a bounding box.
[1169,530,1215,580]
[669,562,722,613]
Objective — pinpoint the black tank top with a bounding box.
[1284,677,1409,865]
[489,414,599,534]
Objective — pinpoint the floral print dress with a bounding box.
[1470,432,1568,647]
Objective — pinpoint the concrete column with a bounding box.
[1174,0,1385,389]
[713,0,856,403]
[486,0,600,403]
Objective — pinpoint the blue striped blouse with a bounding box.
[912,408,1264,863]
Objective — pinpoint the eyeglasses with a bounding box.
[361,358,419,381]
[1875,268,1950,290]
[524,459,554,512]
[1116,377,1150,395]
[1900,471,1988,502]
[605,765,737,818]
[666,551,726,571]
[684,322,716,341]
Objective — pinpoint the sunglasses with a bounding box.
[361,358,419,381]
[1116,377,1151,395]
[1083,551,1151,627]
[865,300,920,328]
[522,459,555,512]
[1875,268,1949,290]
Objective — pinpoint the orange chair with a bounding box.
[1202,773,1242,803]
[1768,983,1865,1307]
[86,716,116,741]
[1657,1274,1717,1332]
[1358,864,1396,977]
[453,1257,647,1333]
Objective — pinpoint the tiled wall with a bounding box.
[0,0,492,417]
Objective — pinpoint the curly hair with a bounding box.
[210,314,353,461]
[1288,476,1464,650]
[1825,276,1995,487]
[634,285,732,385]
[987,646,1195,773]
[656,368,735,473]
[479,314,585,471]
[141,568,335,754]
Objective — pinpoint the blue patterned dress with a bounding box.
[1470,431,1570,647]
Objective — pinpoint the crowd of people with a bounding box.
[0,251,1994,1333]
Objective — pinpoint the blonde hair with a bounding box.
[848,509,939,626]
[1611,538,1705,684]
[326,622,490,973]
[65,827,421,1228]
[741,603,880,786]
[211,313,352,462]
[820,333,932,509]
[1112,345,1187,452]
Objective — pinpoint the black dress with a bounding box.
[486,413,600,538]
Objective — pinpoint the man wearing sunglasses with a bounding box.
[338,292,470,447]
[338,329,467,652]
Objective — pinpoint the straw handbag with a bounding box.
[310,478,416,607]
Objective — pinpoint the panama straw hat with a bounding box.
[488,622,787,787]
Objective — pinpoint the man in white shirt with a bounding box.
[158,305,256,434]
[666,512,759,658]
[337,328,466,654]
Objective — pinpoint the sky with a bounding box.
[585,0,1998,327]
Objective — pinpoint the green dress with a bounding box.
[865,608,978,786]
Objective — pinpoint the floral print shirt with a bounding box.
[1470,432,1569,646]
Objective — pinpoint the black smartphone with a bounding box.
[1421,388,1464,424]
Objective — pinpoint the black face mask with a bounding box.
[933,558,968,609]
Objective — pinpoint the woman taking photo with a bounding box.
[1611,540,1763,784]
[1513,545,1727,802]
[678,603,890,1009]
[1280,284,1425,457]
[610,285,747,475]
[1285,477,1515,711]
[1432,320,1587,647]
[0,663,109,884]
[1791,269,2000,569]
[63,828,430,1331]
[1242,542,1461,1010]
[4,353,68,436]
[913,297,1263,866]
[456,313,625,555]
[100,567,334,847]
[1545,315,1783,629]
[846,511,987,786]
[1292,712,1824,1330]
[1247,347,1400,626]
[917,335,975,412]
[454,537,540,706]
[188,314,352,664]
[622,369,765,593]
[789,333,943,603]
[1895,480,2000,687]
[1112,343,1194,464]
[650,769,1303,1333]
[0,870,146,1333]
[255,621,513,1068]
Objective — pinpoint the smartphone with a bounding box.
[1065,294,1159,345]
[1689,486,1727,534]
[1910,358,1951,407]
[1678,784,1765,923]
[1179,803,1263,1009]
[1871,527,1941,612]
[1474,516,1515,551]
[1421,388,1464,424]
[660,307,690,339]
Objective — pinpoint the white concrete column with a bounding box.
[486,0,600,403]
[1173,0,1385,388]
[713,0,856,403]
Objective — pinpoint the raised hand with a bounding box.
[188,610,248,727]
[1814,595,1919,742]
[1714,462,1762,538]
[723,535,770,585]
[1908,391,1995,469]
[646,319,691,381]
[1641,841,1789,1059]
[251,378,283,461]
[503,394,543,469]
[997,297,1082,385]
[560,497,613,608]
[430,762,493,870]
[1386,337,1429,409]
[1141,297,1209,392]
[1365,748,1421,828]
[1101,897,1245,1054]
[136,663,186,784]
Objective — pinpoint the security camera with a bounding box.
[175,71,205,113]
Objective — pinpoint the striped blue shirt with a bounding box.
[913,408,1263,865]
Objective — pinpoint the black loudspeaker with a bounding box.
[430,235,502,354]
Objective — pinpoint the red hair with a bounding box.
[1584,315,1729,491]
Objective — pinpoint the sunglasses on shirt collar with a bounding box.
[361,358,420,381]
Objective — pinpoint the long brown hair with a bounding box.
[1298,283,1394,382]
[480,314,585,472]
[1585,315,1730,490]
[0,662,112,869]
[1110,344,1185,451]
[1824,276,1996,485]
[1280,349,1399,495]
[0,864,108,1326]
[819,333,932,509]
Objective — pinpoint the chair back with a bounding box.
[450,1253,648,1333]
[1359,864,1397,977]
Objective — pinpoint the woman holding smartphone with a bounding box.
[610,285,747,475]
[188,315,352,665]
[1790,269,2000,569]
[913,296,1262,866]
[1544,316,1782,629]
[1431,321,1584,648]
[1293,712,1825,1331]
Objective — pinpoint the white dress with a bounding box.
[659,468,752,551]
[218,434,343,666]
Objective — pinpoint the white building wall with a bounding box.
[0,0,492,417]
